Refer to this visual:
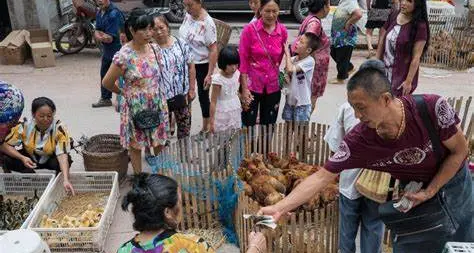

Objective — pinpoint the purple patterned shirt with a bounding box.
[325,95,460,182]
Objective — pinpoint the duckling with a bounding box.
[79,216,91,227]
[49,219,59,228]
[41,217,59,228]
[40,215,49,227]
[69,217,80,228]
[60,216,71,228]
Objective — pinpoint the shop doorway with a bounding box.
[0,0,12,40]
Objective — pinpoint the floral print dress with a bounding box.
[113,43,168,149]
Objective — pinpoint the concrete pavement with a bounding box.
[1,32,473,253]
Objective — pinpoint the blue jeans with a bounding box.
[339,194,384,253]
[100,58,113,100]
[282,103,312,122]
[392,163,474,253]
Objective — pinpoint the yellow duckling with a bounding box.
[69,217,80,228]
[60,215,72,228]
[49,218,59,228]
[79,216,91,227]
[40,215,49,228]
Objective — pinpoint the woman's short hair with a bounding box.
[152,14,170,31]
[260,0,280,8]
[307,0,328,14]
[218,45,240,70]
[347,59,392,99]
[122,173,179,232]
[32,97,56,114]
[125,8,154,39]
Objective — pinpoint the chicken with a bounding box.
[264,192,285,206]
[252,182,277,204]
[243,182,253,197]
[286,155,301,172]
[267,152,282,168]
[267,177,286,194]
[302,193,321,211]
[321,184,339,203]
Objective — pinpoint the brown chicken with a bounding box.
[302,193,321,211]
[321,184,339,203]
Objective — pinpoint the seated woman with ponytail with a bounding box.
[119,173,215,252]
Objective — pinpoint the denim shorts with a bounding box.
[282,103,311,122]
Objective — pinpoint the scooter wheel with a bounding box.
[55,27,89,55]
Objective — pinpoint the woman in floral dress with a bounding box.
[103,9,168,174]
[290,0,331,112]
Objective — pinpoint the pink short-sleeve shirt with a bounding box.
[239,19,288,94]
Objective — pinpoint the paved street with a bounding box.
[1,7,473,252]
[2,46,472,252]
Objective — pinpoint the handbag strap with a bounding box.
[150,43,163,78]
[251,23,279,71]
[173,36,187,94]
[413,95,442,167]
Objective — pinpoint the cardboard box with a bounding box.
[0,30,30,65]
[28,29,55,68]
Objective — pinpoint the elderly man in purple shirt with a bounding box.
[92,0,124,108]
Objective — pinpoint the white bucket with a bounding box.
[0,229,51,253]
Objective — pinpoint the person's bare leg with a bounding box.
[153,145,164,155]
[311,96,318,114]
[169,112,176,136]
[202,117,210,133]
[129,147,142,174]
[366,28,375,58]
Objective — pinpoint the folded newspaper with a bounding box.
[393,181,423,213]
[243,214,277,229]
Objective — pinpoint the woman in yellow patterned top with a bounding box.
[1,97,75,194]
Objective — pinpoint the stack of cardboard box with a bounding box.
[0,29,56,68]
[29,29,56,68]
[0,30,30,65]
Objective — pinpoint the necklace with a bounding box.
[376,98,405,140]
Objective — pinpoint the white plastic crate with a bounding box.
[444,242,474,253]
[28,172,119,252]
[427,1,456,17]
[0,173,55,235]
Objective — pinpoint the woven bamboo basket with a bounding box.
[82,134,129,181]
[355,169,393,204]
[236,122,339,253]
[213,18,232,52]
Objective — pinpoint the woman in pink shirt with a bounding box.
[239,0,288,126]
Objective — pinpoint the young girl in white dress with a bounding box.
[209,46,242,133]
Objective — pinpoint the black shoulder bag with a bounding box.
[165,37,188,112]
[378,95,459,244]
[132,45,162,130]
